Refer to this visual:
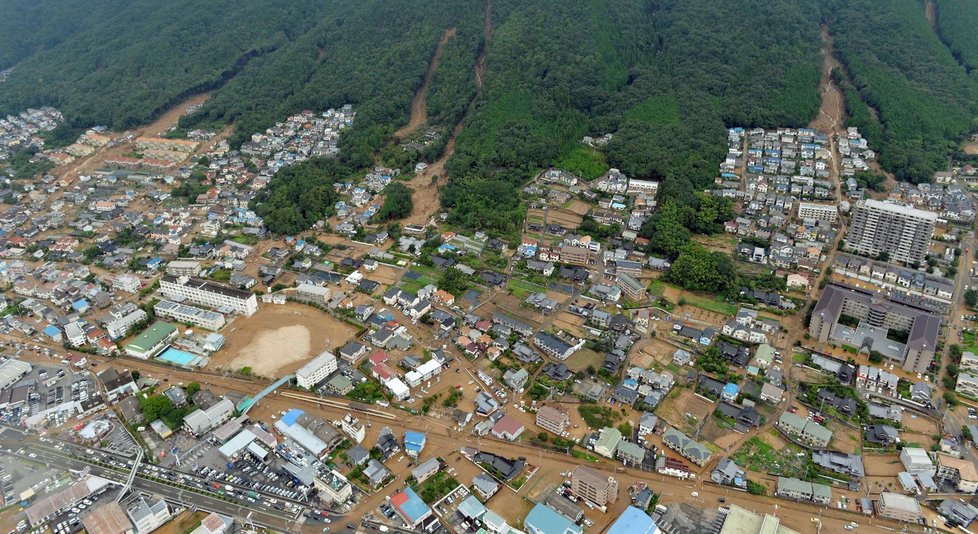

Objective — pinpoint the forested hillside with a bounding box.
[934,0,978,77]
[442,0,824,235]
[829,0,978,183]
[2,0,978,236]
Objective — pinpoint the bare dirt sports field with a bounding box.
[210,303,359,377]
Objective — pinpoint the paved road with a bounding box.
[1,437,302,532]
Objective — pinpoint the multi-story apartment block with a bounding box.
[570,465,618,506]
[809,284,941,374]
[295,351,338,389]
[845,199,936,264]
[776,477,831,505]
[797,201,838,222]
[875,492,922,523]
[165,260,202,277]
[536,405,570,436]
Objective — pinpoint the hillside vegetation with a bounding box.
[1,0,977,236]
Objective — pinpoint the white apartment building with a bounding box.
[166,260,202,277]
[626,178,659,195]
[160,275,258,316]
[113,273,141,293]
[106,309,148,340]
[404,359,442,387]
[957,372,978,399]
[154,300,226,330]
[295,351,338,389]
[846,199,937,264]
[797,201,838,222]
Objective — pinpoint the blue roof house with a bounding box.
[71,299,90,313]
[390,487,432,527]
[42,325,63,342]
[404,430,426,458]
[722,383,740,402]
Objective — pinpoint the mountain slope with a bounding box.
[1,0,977,236]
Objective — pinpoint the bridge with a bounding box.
[237,374,294,415]
[115,447,144,502]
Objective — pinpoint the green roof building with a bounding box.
[124,321,177,359]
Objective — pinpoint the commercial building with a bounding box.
[315,469,352,504]
[295,351,338,389]
[524,502,583,534]
[570,465,618,506]
[718,504,798,534]
[81,502,133,534]
[797,201,838,222]
[160,275,258,316]
[154,300,225,330]
[875,492,922,523]
[536,405,570,435]
[106,309,148,340]
[183,398,235,435]
[25,476,113,526]
[775,477,831,505]
[124,322,178,359]
[0,358,31,391]
[845,199,936,264]
[606,506,658,534]
[809,284,940,374]
[899,447,935,476]
[125,495,170,534]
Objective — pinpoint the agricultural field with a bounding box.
[732,433,813,479]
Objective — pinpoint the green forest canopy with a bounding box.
[2,0,977,236]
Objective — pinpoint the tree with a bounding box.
[965,289,977,308]
[665,245,737,294]
[438,266,469,295]
[868,351,884,364]
[186,382,201,396]
[746,480,767,495]
[537,432,549,442]
[376,182,414,221]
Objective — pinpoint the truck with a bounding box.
[225,485,234,492]
[247,491,259,499]
[379,527,390,533]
